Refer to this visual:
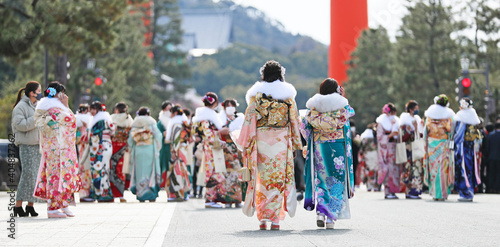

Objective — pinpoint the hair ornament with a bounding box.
[460,98,473,109]
[382,104,391,114]
[46,87,57,98]
[203,95,215,104]
[101,104,106,111]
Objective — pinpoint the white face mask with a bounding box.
[225,107,236,116]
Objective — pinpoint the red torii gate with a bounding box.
[329,0,368,85]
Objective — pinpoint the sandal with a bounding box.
[259,221,267,230]
[316,214,325,227]
[270,224,279,231]
[48,210,67,218]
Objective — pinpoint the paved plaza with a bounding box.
[1,188,499,246]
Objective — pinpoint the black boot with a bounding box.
[25,205,38,217]
[13,206,28,217]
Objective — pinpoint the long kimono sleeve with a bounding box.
[423,118,430,186]
[153,124,163,152]
[288,99,303,151]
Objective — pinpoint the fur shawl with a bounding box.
[305,93,349,113]
[376,114,399,132]
[455,108,480,125]
[245,80,297,104]
[219,112,245,132]
[111,113,134,128]
[76,113,92,128]
[399,112,424,133]
[91,111,112,128]
[192,107,223,130]
[158,110,171,129]
[360,129,374,140]
[36,97,71,113]
[424,104,455,120]
[132,115,157,128]
[165,114,189,141]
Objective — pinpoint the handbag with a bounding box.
[395,131,407,164]
[212,134,227,173]
[240,167,251,182]
[411,131,425,161]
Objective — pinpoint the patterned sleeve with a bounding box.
[288,99,303,151]
[236,98,257,149]
[201,121,216,145]
[300,110,312,141]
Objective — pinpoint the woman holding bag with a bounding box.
[399,100,424,199]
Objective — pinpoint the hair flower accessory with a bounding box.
[46,87,57,98]
[101,104,107,111]
[460,98,472,109]
[203,95,215,104]
[382,104,391,114]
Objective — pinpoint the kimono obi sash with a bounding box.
[464,124,481,142]
[308,109,347,142]
[255,92,291,128]
[427,118,451,140]
[131,126,153,145]
[113,126,130,143]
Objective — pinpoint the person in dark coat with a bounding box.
[484,120,500,193]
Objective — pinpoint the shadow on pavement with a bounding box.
[225,230,294,237]
[297,229,351,235]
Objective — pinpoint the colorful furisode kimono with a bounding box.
[76,113,92,199]
[453,108,482,200]
[110,113,133,198]
[301,93,355,221]
[34,98,81,210]
[236,80,302,224]
[423,104,455,200]
[399,112,424,197]
[166,114,192,200]
[376,114,401,195]
[192,107,226,203]
[219,112,245,204]
[89,111,115,201]
[158,111,171,188]
[128,116,162,201]
[358,129,380,191]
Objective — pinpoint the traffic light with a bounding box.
[462,77,471,97]
[95,76,102,86]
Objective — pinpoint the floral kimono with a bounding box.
[376,114,402,195]
[166,115,192,200]
[237,80,302,224]
[89,111,115,201]
[399,112,424,197]
[423,104,455,200]
[453,108,482,200]
[76,112,92,199]
[34,98,81,210]
[128,116,162,201]
[110,113,133,198]
[219,112,245,204]
[192,107,226,203]
[359,129,380,191]
[301,93,355,221]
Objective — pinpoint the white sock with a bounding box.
[47,210,60,214]
[61,207,72,213]
[326,218,334,224]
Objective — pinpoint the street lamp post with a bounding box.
[461,57,491,124]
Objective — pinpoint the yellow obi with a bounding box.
[464,125,481,142]
[255,92,291,128]
[426,118,451,140]
[131,127,153,145]
[307,108,348,142]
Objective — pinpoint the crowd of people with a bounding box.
[9,60,500,231]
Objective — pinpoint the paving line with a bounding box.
[144,202,177,247]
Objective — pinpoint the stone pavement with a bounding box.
[1,188,499,247]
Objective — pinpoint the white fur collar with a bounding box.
[158,110,171,128]
[376,114,399,132]
[227,113,245,132]
[76,113,92,128]
[424,104,455,119]
[132,115,157,128]
[245,80,297,104]
[111,113,134,128]
[36,97,71,113]
[90,111,112,127]
[455,108,480,125]
[399,112,423,133]
[165,114,189,141]
[360,129,374,140]
[305,93,348,113]
[192,107,223,130]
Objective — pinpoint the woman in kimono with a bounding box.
[165,104,191,201]
[301,78,355,229]
[399,100,424,199]
[34,82,81,218]
[236,60,302,230]
[423,94,455,201]
[376,103,401,199]
[192,92,226,208]
[128,107,162,202]
[158,101,172,188]
[453,98,482,202]
[75,104,93,202]
[218,98,245,207]
[110,102,134,202]
[89,101,115,202]
[359,123,381,192]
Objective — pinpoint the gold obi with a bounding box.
[255,92,290,128]
[308,109,347,142]
[464,125,481,142]
[131,127,153,145]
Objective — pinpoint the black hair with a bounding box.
[137,107,150,116]
[386,103,397,114]
[43,81,66,97]
[78,104,89,113]
[161,101,172,110]
[261,60,284,82]
[319,78,339,95]
[202,92,218,107]
[436,94,449,107]
[406,100,418,112]
[114,102,128,114]
[89,101,103,111]
[14,81,40,108]
[183,108,191,117]
[170,104,184,116]
[222,98,237,108]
